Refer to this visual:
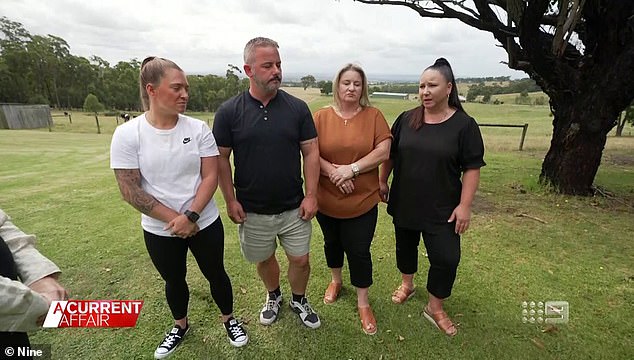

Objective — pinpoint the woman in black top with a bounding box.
[379,58,485,336]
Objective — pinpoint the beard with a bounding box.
[253,73,282,92]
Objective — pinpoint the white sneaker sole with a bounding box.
[154,326,190,359]
[289,302,321,329]
[229,335,249,347]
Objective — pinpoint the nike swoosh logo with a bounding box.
[183,137,191,144]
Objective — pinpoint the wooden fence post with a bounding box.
[95,114,101,134]
[519,123,529,151]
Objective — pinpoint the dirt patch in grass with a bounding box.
[603,153,634,166]
[473,194,497,213]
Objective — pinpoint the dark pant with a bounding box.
[395,223,461,299]
[143,217,233,320]
[0,236,33,359]
[316,206,378,288]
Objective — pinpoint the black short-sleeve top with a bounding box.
[387,108,486,228]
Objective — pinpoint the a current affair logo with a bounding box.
[42,300,143,328]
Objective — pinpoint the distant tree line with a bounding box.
[0,17,247,112]
[458,76,511,83]
[466,79,542,101]
[365,78,541,98]
[370,84,419,94]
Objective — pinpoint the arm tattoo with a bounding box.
[113,169,158,215]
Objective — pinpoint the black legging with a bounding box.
[394,223,461,299]
[143,217,233,320]
[316,206,378,288]
[0,236,33,359]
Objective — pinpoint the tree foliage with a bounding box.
[355,0,634,195]
[318,80,333,95]
[83,93,104,113]
[301,74,316,90]
[0,17,248,112]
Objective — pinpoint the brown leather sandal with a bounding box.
[391,285,415,304]
[323,282,342,304]
[358,305,377,335]
[423,306,457,336]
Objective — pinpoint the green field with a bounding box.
[1,95,633,359]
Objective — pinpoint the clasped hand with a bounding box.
[164,214,199,238]
[329,164,355,194]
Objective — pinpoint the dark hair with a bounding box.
[409,57,466,130]
[139,56,183,111]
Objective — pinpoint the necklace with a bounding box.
[145,112,155,127]
[336,106,362,126]
[425,108,452,124]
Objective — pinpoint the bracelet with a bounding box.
[351,163,360,178]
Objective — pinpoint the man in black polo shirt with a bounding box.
[213,37,321,329]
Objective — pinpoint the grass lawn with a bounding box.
[1,95,633,359]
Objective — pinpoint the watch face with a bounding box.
[185,210,199,222]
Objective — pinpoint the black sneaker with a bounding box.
[154,323,189,359]
[259,293,282,325]
[289,297,321,329]
[224,318,248,347]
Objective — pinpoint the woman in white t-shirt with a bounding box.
[110,57,247,358]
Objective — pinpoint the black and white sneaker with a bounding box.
[259,293,282,325]
[289,297,321,329]
[154,323,189,359]
[224,317,248,347]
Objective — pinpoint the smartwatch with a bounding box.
[184,210,200,223]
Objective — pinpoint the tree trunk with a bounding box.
[52,77,61,109]
[615,112,625,137]
[540,105,609,195]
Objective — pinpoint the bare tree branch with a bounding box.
[354,0,517,35]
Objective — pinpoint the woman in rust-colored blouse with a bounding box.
[313,63,392,335]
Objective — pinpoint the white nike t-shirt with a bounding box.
[110,113,220,236]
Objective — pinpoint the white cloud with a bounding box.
[0,0,525,79]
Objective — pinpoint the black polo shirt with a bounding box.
[213,90,317,214]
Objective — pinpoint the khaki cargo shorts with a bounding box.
[238,208,312,263]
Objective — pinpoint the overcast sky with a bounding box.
[0,0,526,81]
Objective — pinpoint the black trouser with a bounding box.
[143,217,233,320]
[0,236,33,360]
[316,206,378,288]
[395,222,461,299]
